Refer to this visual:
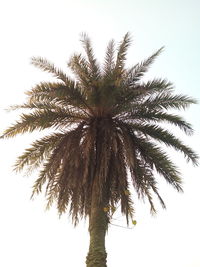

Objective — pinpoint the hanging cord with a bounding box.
[109,222,135,229]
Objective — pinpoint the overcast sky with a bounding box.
[0,0,200,266]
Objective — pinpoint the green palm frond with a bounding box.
[80,33,101,80]
[114,32,131,77]
[128,123,198,165]
[68,53,91,88]
[31,154,61,197]
[133,78,173,95]
[26,82,68,100]
[118,123,166,213]
[31,123,87,217]
[130,157,158,213]
[31,138,69,198]
[31,57,67,83]
[112,139,135,224]
[103,39,115,77]
[26,80,93,117]
[31,129,73,197]
[113,78,173,115]
[142,93,197,111]
[14,132,66,173]
[127,47,164,84]
[1,108,84,138]
[121,110,194,135]
[8,101,67,111]
[135,137,183,191]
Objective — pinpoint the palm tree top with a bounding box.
[1,33,198,225]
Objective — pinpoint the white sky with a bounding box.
[0,0,200,266]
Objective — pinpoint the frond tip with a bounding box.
[115,32,132,76]
[31,57,67,82]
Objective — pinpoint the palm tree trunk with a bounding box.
[86,183,108,267]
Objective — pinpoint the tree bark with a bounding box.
[86,183,108,267]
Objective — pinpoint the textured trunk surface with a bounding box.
[86,183,108,267]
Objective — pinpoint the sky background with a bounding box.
[0,0,200,266]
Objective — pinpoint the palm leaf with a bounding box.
[1,108,84,138]
[31,57,67,83]
[14,132,66,172]
[68,53,91,88]
[103,39,115,77]
[142,92,197,111]
[80,33,101,80]
[121,110,194,135]
[135,137,183,191]
[114,32,131,78]
[128,122,198,165]
[127,47,164,83]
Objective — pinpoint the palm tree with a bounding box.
[1,33,198,267]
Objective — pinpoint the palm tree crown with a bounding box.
[2,33,198,226]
